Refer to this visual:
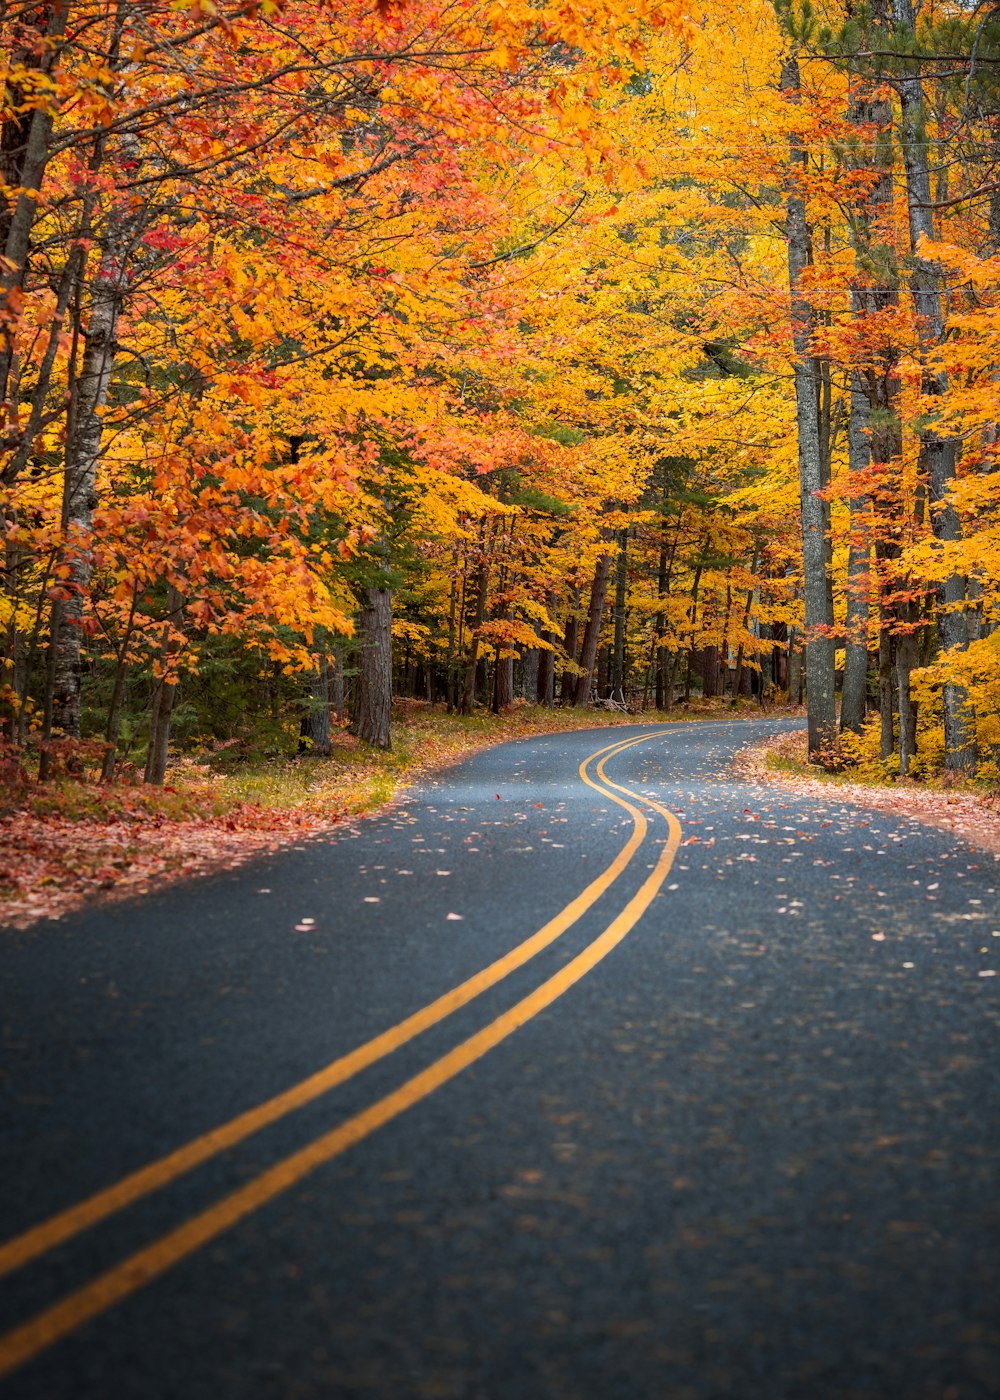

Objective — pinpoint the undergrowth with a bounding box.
[763,724,995,792]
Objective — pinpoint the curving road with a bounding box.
[1,718,998,1398]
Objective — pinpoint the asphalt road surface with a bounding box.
[1,718,998,1399]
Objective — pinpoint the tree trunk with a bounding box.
[522,647,538,702]
[666,651,680,709]
[330,643,346,724]
[492,650,514,712]
[445,564,458,710]
[697,644,711,700]
[144,587,184,786]
[844,41,896,742]
[610,527,628,700]
[841,371,872,735]
[787,627,802,706]
[300,653,332,755]
[892,0,977,772]
[730,553,757,707]
[559,589,580,704]
[2,8,124,491]
[574,550,613,707]
[896,610,919,776]
[353,585,392,748]
[783,53,836,758]
[878,619,896,761]
[460,562,487,716]
[536,588,556,705]
[49,240,124,738]
[101,589,138,781]
[655,536,667,709]
[0,3,68,406]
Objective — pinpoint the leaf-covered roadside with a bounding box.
[736,733,1000,859]
[0,702,662,931]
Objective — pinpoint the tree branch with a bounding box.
[468,195,587,269]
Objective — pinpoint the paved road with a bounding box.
[1,718,998,1399]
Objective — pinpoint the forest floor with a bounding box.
[5,701,996,932]
[736,729,1000,859]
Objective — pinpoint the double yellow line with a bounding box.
[0,730,682,1378]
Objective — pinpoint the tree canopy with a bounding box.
[2,0,997,779]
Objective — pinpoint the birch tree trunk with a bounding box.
[51,241,125,738]
[783,53,836,758]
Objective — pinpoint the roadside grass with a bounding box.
[204,699,671,821]
[4,696,791,831]
[205,695,788,820]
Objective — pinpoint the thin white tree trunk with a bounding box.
[51,243,123,737]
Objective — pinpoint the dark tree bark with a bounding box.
[460,561,487,716]
[536,647,554,705]
[610,527,628,699]
[144,587,184,786]
[700,645,720,699]
[522,647,538,702]
[300,654,332,755]
[559,589,580,704]
[573,550,613,707]
[353,585,392,749]
[891,0,977,771]
[731,556,758,707]
[878,608,896,761]
[788,628,803,705]
[101,588,138,781]
[896,611,919,775]
[841,372,872,735]
[330,644,346,724]
[492,650,514,712]
[783,53,836,757]
[0,3,68,409]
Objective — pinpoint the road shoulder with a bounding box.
[734,730,1000,858]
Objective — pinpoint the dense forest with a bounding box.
[2,0,998,781]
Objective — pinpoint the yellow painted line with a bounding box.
[0,755,681,1380]
[0,731,655,1284]
[596,753,680,828]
